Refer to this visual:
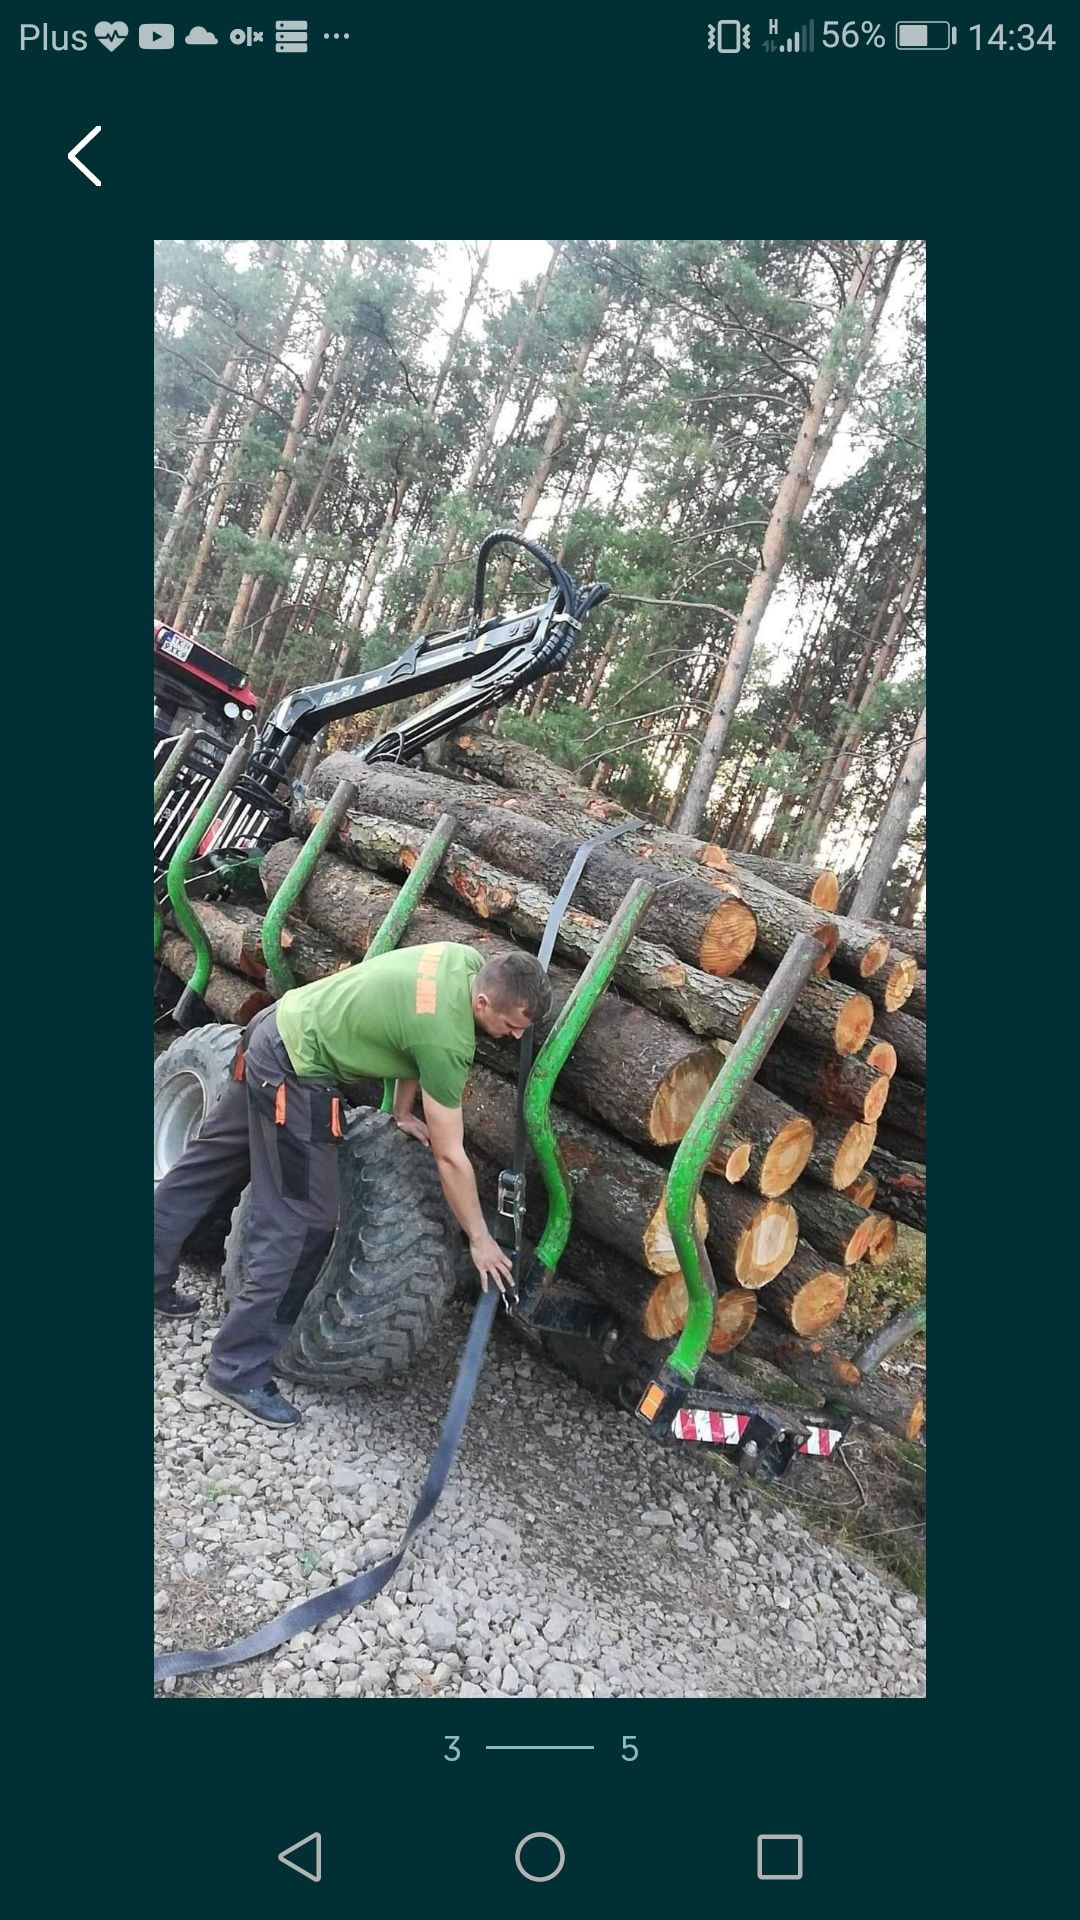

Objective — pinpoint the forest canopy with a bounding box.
[154,238,926,921]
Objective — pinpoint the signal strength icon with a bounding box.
[762,19,815,50]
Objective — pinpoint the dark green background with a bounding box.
[8,7,1063,1912]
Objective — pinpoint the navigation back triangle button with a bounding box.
[278,1833,322,1883]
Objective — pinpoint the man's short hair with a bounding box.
[474,952,552,1025]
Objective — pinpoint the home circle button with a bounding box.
[514,1832,566,1882]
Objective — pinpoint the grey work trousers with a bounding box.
[154,1006,342,1391]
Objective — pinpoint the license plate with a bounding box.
[159,630,193,661]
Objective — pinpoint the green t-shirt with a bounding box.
[275,942,483,1108]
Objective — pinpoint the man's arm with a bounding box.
[421,1091,514,1292]
[391,1077,429,1145]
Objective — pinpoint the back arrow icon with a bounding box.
[68,127,102,186]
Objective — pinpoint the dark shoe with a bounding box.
[207,1380,302,1428]
[155,1287,201,1319]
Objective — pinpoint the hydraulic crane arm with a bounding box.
[241,533,610,805]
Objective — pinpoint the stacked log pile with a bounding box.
[157,728,925,1442]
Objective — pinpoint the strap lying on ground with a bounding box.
[154,1286,500,1685]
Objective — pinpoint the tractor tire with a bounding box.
[223,1106,460,1389]
[153,1022,242,1255]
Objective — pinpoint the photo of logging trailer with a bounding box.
[155,537,925,1481]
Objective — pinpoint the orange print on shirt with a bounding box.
[415,944,444,1016]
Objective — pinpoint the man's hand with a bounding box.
[468,1229,515,1295]
[394,1113,431,1147]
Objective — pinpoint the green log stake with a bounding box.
[525,878,657,1275]
[261,778,359,997]
[163,732,254,1002]
[154,726,197,812]
[661,930,826,1391]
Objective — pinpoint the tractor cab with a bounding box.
[154,621,258,748]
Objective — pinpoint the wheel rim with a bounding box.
[155,1071,207,1181]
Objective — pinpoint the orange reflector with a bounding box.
[638,1382,665,1422]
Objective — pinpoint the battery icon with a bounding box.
[896,21,956,48]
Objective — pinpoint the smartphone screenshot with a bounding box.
[11,7,1062,1911]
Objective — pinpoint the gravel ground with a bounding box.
[155,1265,926,1700]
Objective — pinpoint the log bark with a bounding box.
[261,842,719,1150]
[753,1037,891,1125]
[870,1007,926,1082]
[907,970,926,1020]
[158,935,272,1026]
[702,1186,798,1289]
[738,961,873,1056]
[738,1318,925,1442]
[785,1182,876,1265]
[447,729,737,873]
[865,1147,926,1233]
[877,1076,925,1150]
[727,851,840,911]
[299,759,757,976]
[758,1240,849,1335]
[189,900,279,980]
[276,817,864,1064]
[804,1116,877,1191]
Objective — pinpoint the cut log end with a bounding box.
[864,1074,891,1124]
[707,1286,759,1353]
[809,872,841,911]
[865,1040,898,1077]
[906,1399,926,1442]
[708,1138,753,1184]
[883,954,918,1011]
[643,1193,709,1276]
[733,1200,798,1288]
[699,900,758,977]
[758,1116,814,1198]
[865,1214,898,1267]
[649,1052,724,1145]
[641,1272,690,1342]
[785,1267,849,1336]
[835,992,875,1056]
[830,1121,878,1191]
[858,935,892,977]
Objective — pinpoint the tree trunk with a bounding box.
[157,936,272,1026]
[784,1182,876,1265]
[727,1083,814,1197]
[804,1116,877,1191]
[849,708,927,922]
[155,344,248,599]
[865,1147,926,1233]
[875,1075,924,1150]
[675,242,893,832]
[738,1318,925,1442]
[296,765,757,977]
[702,1186,798,1289]
[728,852,840,911]
[758,1241,849,1336]
[754,1039,891,1125]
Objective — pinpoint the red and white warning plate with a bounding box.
[671,1408,842,1456]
